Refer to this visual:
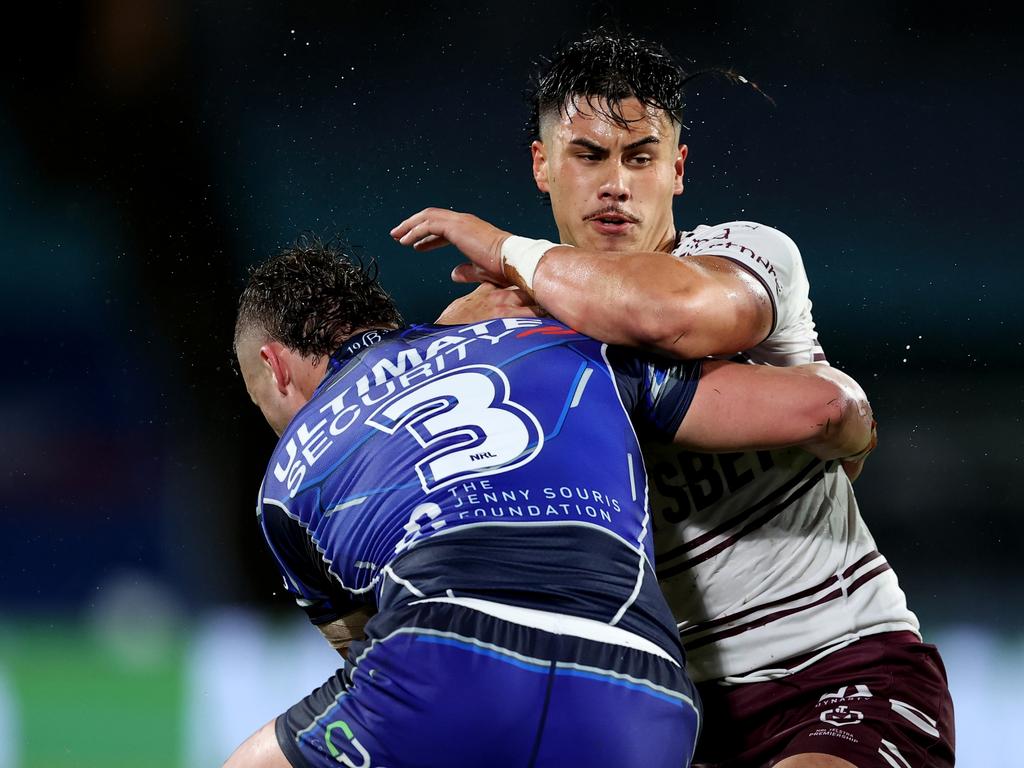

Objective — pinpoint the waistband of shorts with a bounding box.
[715,629,926,685]
[409,596,679,665]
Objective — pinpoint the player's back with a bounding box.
[259,317,697,663]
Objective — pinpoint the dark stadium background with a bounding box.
[1,2,1020,765]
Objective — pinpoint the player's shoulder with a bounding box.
[676,220,802,263]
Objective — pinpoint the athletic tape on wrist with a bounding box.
[500,236,559,291]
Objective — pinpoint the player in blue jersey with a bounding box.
[224,238,874,768]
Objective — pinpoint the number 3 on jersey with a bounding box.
[366,366,544,492]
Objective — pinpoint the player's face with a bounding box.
[532,97,687,254]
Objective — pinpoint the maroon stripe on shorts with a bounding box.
[685,587,845,650]
[657,464,826,578]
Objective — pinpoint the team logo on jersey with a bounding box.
[819,705,864,727]
[325,719,372,768]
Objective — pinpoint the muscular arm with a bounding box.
[675,361,874,461]
[530,247,772,358]
[224,719,290,768]
[391,209,772,358]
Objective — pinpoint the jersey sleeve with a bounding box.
[609,347,703,442]
[258,495,361,625]
[675,221,807,337]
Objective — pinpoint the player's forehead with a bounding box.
[542,95,677,145]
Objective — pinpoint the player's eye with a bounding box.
[628,155,653,166]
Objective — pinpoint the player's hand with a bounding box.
[391,208,509,284]
[841,418,877,482]
[451,262,507,285]
[436,283,546,325]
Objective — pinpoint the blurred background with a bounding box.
[1,1,1020,765]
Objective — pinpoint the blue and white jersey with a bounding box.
[258,317,701,660]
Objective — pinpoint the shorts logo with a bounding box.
[325,720,372,768]
[820,705,865,727]
[818,684,872,703]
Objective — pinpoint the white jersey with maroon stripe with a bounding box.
[645,221,920,683]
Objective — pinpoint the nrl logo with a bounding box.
[820,705,864,727]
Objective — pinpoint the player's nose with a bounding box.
[597,165,630,202]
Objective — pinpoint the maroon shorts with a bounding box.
[693,632,955,767]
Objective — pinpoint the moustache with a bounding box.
[583,207,641,224]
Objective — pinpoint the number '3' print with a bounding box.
[366,366,543,492]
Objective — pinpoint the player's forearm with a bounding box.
[800,367,874,461]
[528,247,755,358]
[675,362,874,457]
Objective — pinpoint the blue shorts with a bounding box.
[276,601,700,768]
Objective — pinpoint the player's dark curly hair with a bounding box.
[527,28,770,140]
[234,235,403,363]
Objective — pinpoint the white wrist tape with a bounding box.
[500,236,559,291]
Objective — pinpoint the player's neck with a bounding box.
[655,226,680,253]
[319,325,402,383]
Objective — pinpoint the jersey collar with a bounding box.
[321,327,401,386]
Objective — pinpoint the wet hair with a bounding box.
[528,28,770,141]
[234,235,403,363]
[528,29,689,140]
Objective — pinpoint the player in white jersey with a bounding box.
[392,29,954,768]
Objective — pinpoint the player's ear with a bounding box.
[674,144,688,196]
[531,140,550,194]
[260,342,292,396]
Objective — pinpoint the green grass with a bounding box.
[0,622,186,768]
